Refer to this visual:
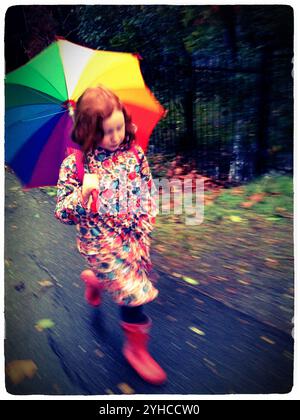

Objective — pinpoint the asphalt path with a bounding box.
[4,171,294,395]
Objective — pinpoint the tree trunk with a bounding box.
[182,62,197,154]
[255,45,272,175]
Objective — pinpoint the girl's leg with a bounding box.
[120,305,148,324]
[80,269,103,307]
[120,304,167,385]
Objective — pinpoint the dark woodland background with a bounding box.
[5,5,294,184]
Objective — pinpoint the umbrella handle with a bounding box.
[90,189,99,213]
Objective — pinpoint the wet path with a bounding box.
[5,171,293,395]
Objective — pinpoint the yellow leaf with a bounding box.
[35,319,55,331]
[189,326,205,336]
[6,360,38,385]
[117,383,134,394]
[229,216,244,223]
[182,276,199,285]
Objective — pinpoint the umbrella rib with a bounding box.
[7,109,66,127]
[21,109,66,122]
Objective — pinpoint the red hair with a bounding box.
[71,85,136,152]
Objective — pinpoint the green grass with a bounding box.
[205,175,293,223]
[154,175,293,251]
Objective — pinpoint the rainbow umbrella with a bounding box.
[5,38,166,188]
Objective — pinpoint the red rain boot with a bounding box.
[80,269,103,307]
[121,318,167,385]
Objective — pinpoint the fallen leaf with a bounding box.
[229,215,244,223]
[215,275,229,282]
[203,358,216,367]
[176,288,187,294]
[240,201,254,208]
[105,388,114,395]
[235,267,251,274]
[231,187,245,195]
[260,336,275,345]
[283,351,293,361]
[46,191,57,197]
[237,318,251,326]
[117,383,134,394]
[52,384,61,394]
[248,193,266,202]
[38,279,54,289]
[7,203,18,209]
[204,199,214,206]
[203,358,218,374]
[189,326,205,336]
[186,341,198,349]
[166,315,177,322]
[225,288,237,294]
[94,349,104,358]
[237,279,251,286]
[35,319,55,332]
[193,298,204,305]
[171,272,182,278]
[182,276,199,285]
[6,360,38,385]
[274,208,293,219]
[265,258,279,267]
[5,259,12,268]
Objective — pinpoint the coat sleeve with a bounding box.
[54,154,88,225]
[134,145,158,234]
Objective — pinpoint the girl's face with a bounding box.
[100,109,126,151]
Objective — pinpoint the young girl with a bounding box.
[55,86,167,385]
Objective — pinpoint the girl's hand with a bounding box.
[82,174,99,207]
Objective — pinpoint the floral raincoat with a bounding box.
[55,143,158,306]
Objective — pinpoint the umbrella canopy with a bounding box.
[5,38,166,188]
